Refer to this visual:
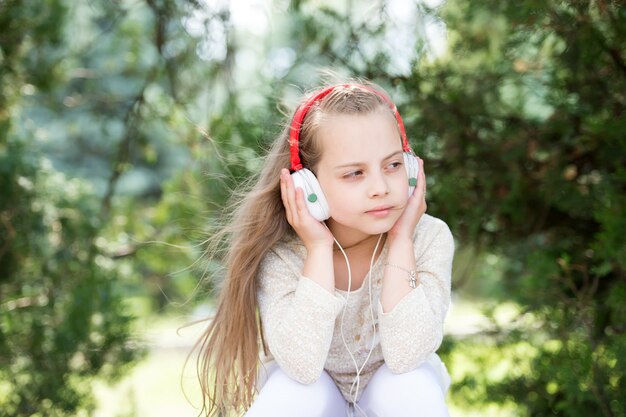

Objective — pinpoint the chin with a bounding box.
[328,211,401,237]
[367,224,395,235]
[358,218,399,236]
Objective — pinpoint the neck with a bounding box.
[332,233,385,252]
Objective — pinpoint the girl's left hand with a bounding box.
[388,157,427,241]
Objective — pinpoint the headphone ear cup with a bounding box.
[290,169,330,221]
[404,153,420,197]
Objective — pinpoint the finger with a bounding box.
[294,187,310,217]
[283,170,303,225]
[419,159,428,212]
[280,169,296,223]
[280,169,290,209]
[417,158,426,198]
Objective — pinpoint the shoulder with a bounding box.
[267,231,306,259]
[259,232,306,274]
[415,213,452,238]
[413,214,455,252]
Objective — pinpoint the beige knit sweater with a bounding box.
[256,214,454,402]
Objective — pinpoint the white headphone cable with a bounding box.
[324,224,383,417]
[348,234,383,398]
[325,225,360,407]
[351,234,383,417]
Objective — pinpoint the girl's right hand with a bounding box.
[280,168,334,249]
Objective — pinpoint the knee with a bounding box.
[246,367,344,417]
[360,363,449,417]
[298,371,343,410]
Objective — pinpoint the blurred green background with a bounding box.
[1,0,625,416]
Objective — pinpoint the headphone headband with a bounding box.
[288,83,412,171]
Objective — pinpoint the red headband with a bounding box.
[288,84,412,171]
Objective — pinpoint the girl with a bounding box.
[194,82,454,417]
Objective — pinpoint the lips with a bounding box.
[366,205,394,217]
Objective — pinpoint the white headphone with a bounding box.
[289,84,419,221]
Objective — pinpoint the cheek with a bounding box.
[400,181,410,200]
[318,180,356,208]
[322,183,352,205]
[394,171,410,196]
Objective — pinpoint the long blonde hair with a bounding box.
[194,82,398,416]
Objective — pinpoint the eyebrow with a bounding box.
[333,150,404,170]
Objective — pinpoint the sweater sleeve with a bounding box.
[377,217,455,373]
[257,243,346,384]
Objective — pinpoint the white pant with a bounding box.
[245,360,450,417]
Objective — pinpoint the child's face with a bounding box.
[314,111,409,244]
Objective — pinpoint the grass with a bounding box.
[93,315,206,417]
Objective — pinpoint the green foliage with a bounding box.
[399,1,625,415]
[2,0,625,415]
[0,0,195,414]
[0,142,141,416]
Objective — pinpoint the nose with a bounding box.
[368,171,389,198]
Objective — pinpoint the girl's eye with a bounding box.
[388,161,403,170]
[344,170,363,179]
